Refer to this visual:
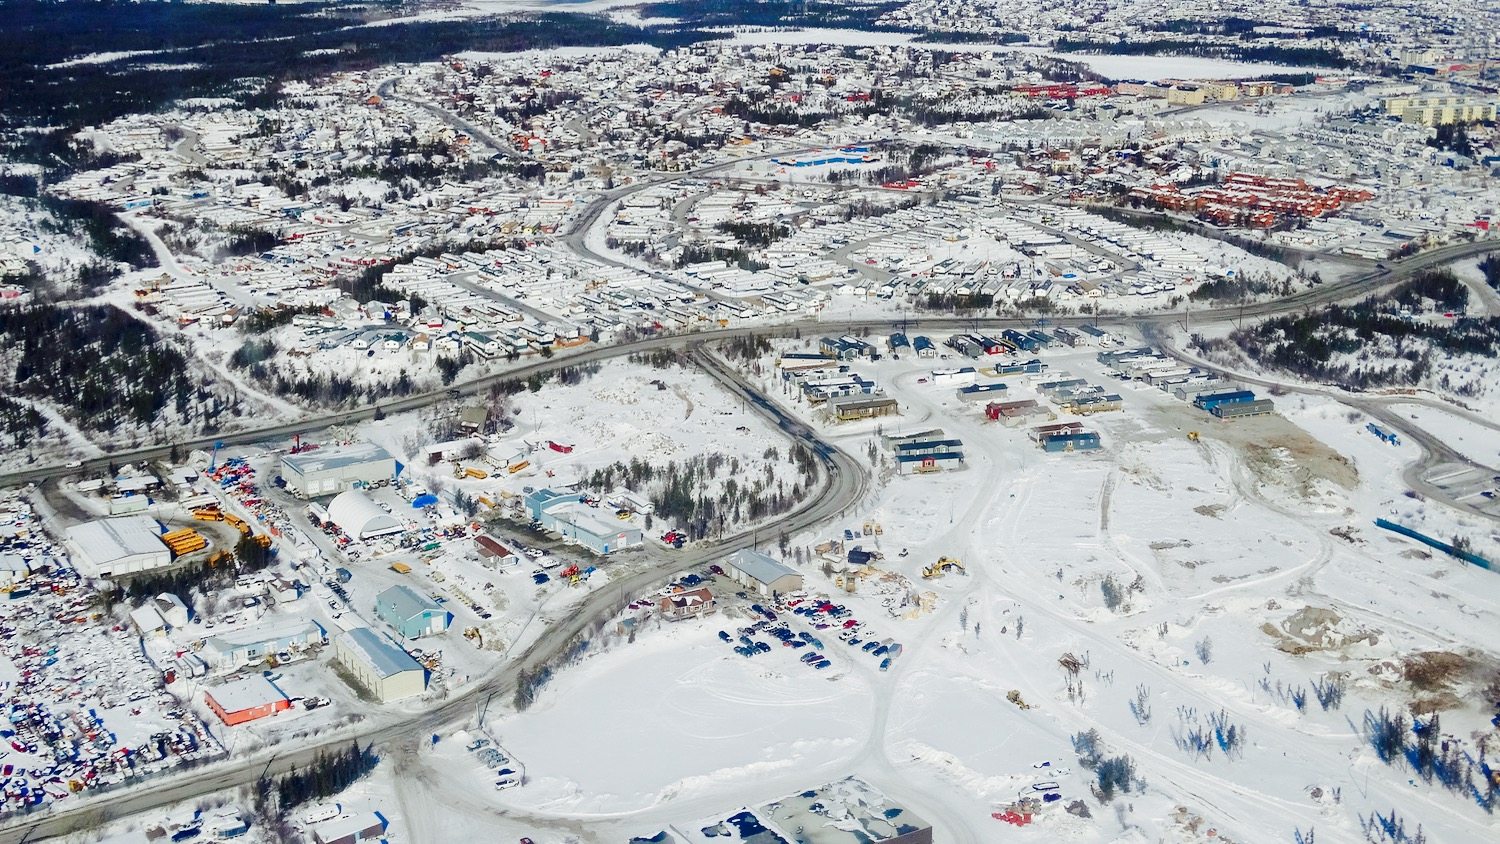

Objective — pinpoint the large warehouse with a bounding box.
[333,627,426,702]
[281,441,396,498]
[723,549,803,597]
[65,516,171,577]
[326,490,404,540]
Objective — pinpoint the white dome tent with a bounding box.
[326,490,404,540]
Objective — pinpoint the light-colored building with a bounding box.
[65,516,171,577]
[374,585,451,639]
[311,812,388,844]
[333,627,427,702]
[201,618,327,673]
[281,442,396,498]
[723,549,803,597]
[1383,95,1499,126]
[326,490,405,540]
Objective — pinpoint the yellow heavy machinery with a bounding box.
[1187,431,1200,442]
[390,562,413,574]
[159,528,207,557]
[921,557,965,579]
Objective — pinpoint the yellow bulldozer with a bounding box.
[921,556,965,579]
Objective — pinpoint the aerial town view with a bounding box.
[0,0,1497,842]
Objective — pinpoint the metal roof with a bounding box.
[66,516,165,565]
[282,441,393,476]
[725,549,798,585]
[338,627,424,679]
[376,584,442,622]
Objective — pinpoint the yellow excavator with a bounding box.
[922,557,965,579]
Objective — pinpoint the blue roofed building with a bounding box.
[374,585,452,639]
[332,627,427,702]
[524,488,642,554]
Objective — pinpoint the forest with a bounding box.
[0,1,725,136]
[1053,37,1351,70]
[0,303,238,434]
[1196,270,1500,394]
[584,445,820,541]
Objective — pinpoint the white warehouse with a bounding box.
[66,516,171,577]
[281,442,396,498]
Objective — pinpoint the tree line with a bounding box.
[0,303,237,435]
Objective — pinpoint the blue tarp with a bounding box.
[411,494,439,508]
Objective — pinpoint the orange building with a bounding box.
[204,675,292,726]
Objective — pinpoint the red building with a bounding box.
[204,675,292,726]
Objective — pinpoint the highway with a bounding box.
[2,237,1494,492]
[0,348,865,844]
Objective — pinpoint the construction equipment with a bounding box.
[1186,431,1200,442]
[921,557,965,579]
[390,562,413,574]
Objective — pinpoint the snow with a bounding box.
[484,623,868,812]
[1391,403,1500,469]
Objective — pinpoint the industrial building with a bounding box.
[201,618,327,673]
[333,627,427,702]
[723,549,803,596]
[204,675,292,726]
[524,488,642,554]
[326,490,405,540]
[281,441,396,498]
[65,516,171,577]
[1212,398,1275,418]
[375,585,452,639]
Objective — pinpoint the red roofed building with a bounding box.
[657,587,716,622]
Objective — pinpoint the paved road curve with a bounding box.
[0,349,865,844]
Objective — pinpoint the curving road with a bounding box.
[0,347,865,844]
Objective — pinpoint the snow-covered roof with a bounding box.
[725,549,798,585]
[130,604,165,632]
[282,441,393,476]
[376,584,441,622]
[205,674,288,714]
[66,516,165,566]
[338,627,423,679]
[202,618,325,655]
[326,490,403,539]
